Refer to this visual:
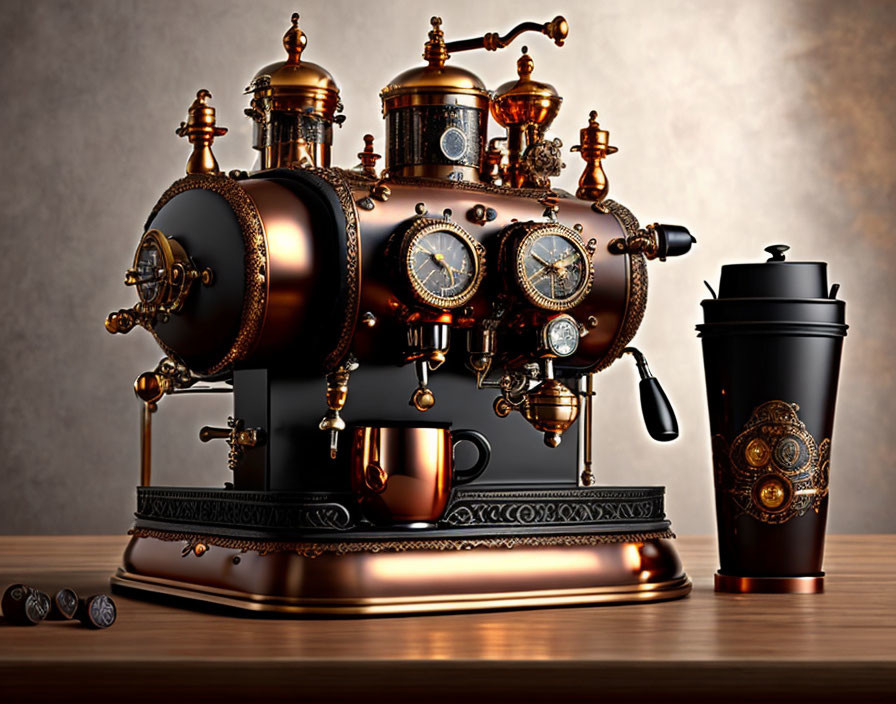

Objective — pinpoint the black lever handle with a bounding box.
[622,347,679,442]
[653,224,695,259]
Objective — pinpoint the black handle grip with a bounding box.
[639,377,679,442]
[452,429,491,484]
[654,224,695,259]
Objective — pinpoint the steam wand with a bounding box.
[622,347,679,442]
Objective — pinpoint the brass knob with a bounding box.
[134,372,167,405]
[105,309,137,334]
[199,426,232,442]
[410,387,435,412]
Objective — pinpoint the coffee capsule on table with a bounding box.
[77,594,117,629]
[48,588,79,620]
[1,584,50,626]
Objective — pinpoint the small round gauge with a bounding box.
[127,229,197,313]
[543,315,580,357]
[134,237,164,303]
[514,225,592,310]
[400,219,485,309]
[439,127,468,161]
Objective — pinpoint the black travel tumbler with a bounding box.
[697,245,847,593]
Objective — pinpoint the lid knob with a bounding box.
[283,12,307,65]
[765,244,790,262]
[424,16,448,67]
[517,46,534,79]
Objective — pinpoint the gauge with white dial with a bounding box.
[400,219,485,309]
[543,314,580,357]
[514,224,592,310]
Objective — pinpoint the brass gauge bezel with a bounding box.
[129,229,195,313]
[513,223,593,311]
[399,218,486,309]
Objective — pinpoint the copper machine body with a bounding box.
[106,13,695,615]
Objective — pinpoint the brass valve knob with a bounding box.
[199,417,265,472]
[357,134,381,177]
[105,309,138,334]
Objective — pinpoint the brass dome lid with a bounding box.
[491,47,562,128]
[381,18,488,111]
[248,13,340,119]
[381,63,488,99]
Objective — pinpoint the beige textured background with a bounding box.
[0,0,893,534]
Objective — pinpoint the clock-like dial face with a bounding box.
[402,220,484,309]
[516,228,592,310]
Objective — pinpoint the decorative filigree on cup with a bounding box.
[713,401,830,525]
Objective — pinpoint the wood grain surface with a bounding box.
[0,535,893,703]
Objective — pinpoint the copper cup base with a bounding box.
[714,572,824,594]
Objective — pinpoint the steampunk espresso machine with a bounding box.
[105,13,695,614]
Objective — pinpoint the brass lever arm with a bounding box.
[445,16,568,54]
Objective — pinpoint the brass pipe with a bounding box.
[444,16,568,54]
[140,402,154,487]
[580,373,595,486]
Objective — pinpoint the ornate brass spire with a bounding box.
[175,90,228,176]
[283,12,307,64]
[570,110,618,204]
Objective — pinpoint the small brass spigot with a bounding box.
[357,134,381,176]
[200,417,265,472]
[176,89,228,175]
[570,111,617,204]
[319,356,359,459]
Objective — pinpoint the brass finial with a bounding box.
[424,16,448,67]
[176,89,228,175]
[517,46,534,79]
[283,12,307,64]
[570,110,618,203]
[357,134,381,176]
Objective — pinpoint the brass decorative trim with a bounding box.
[387,174,554,200]
[715,401,830,525]
[294,167,361,371]
[129,527,675,558]
[146,175,268,376]
[593,199,648,372]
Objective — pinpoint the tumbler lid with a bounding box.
[717,244,829,299]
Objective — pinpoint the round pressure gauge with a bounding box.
[543,314,580,357]
[398,218,485,309]
[510,224,593,310]
[126,229,206,314]
[134,235,165,304]
[439,127,468,161]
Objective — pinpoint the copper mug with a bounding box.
[351,423,490,525]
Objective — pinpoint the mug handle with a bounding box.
[452,429,491,485]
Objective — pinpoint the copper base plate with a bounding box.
[111,534,692,616]
[715,572,824,594]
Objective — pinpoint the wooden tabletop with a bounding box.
[0,535,893,703]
